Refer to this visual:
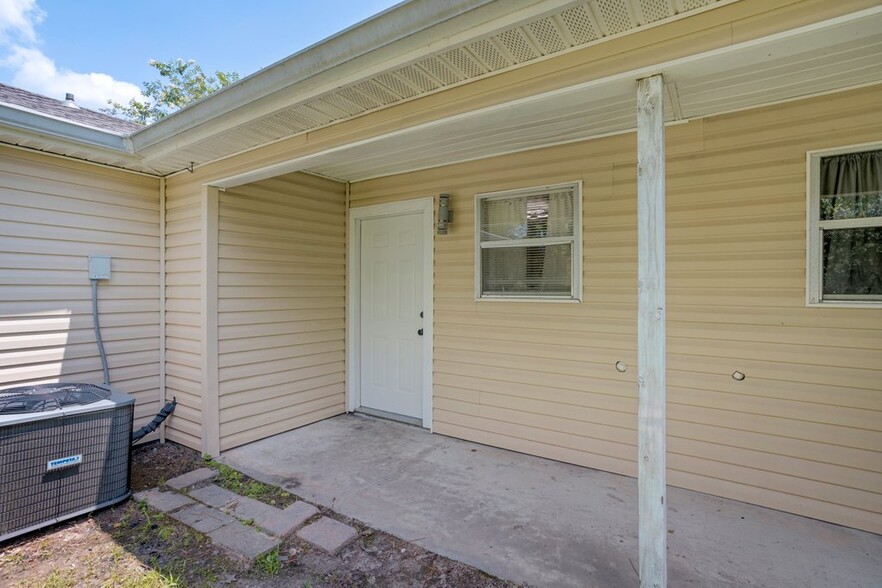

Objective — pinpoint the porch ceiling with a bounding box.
[136,0,725,174]
[213,7,882,187]
[0,0,728,176]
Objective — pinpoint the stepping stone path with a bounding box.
[133,467,357,562]
[296,516,359,555]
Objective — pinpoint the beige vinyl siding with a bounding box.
[349,85,882,534]
[217,172,346,451]
[164,175,204,449]
[0,146,162,434]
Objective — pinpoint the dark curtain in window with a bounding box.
[819,149,882,297]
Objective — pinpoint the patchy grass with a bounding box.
[39,570,77,588]
[102,499,232,586]
[0,508,195,588]
[255,548,282,576]
[202,457,295,508]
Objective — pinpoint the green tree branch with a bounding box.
[102,58,239,125]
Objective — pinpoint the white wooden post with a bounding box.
[636,74,667,588]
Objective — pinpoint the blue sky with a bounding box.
[0,0,401,110]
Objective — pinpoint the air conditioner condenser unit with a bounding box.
[0,383,134,542]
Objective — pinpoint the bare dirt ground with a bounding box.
[0,440,524,587]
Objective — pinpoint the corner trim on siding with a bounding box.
[347,197,435,431]
[159,177,167,443]
[201,185,221,456]
[344,181,351,411]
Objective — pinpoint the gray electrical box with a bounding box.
[88,256,111,280]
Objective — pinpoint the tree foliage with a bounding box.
[103,58,240,125]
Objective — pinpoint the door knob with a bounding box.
[417,328,424,336]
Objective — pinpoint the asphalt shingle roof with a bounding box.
[0,83,143,135]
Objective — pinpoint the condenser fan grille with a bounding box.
[0,383,111,414]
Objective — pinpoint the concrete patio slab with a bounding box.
[220,413,882,588]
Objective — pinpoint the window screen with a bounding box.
[476,182,581,300]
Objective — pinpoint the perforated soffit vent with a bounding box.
[160,0,720,173]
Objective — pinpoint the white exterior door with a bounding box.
[359,212,424,420]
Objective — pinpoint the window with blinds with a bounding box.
[475,182,582,300]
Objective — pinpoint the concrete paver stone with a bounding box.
[166,467,218,490]
[223,495,319,537]
[170,503,237,534]
[280,501,321,533]
[224,496,279,535]
[138,468,335,563]
[208,520,281,561]
[296,516,358,554]
[222,495,277,526]
[189,484,239,508]
[133,488,193,513]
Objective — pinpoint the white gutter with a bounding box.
[130,0,580,161]
[0,104,130,152]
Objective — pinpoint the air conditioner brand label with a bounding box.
[47,455,82,471]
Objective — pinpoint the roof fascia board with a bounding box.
[131,0,580,158]
[0,104,130,152]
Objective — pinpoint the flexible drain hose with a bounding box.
[90,279,110,385]
[132,398,177,443]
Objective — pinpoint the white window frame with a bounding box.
[806,141,882,307]
[474,181,582,302]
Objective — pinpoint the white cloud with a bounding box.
[0,0,143,112]
[0,0,44,44]
[4,46,143,110]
